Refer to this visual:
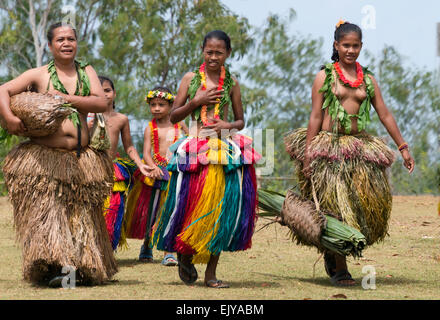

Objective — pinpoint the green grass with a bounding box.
[0,195,439,300]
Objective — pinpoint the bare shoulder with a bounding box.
[181,71,196,84]
[313,69,327,87]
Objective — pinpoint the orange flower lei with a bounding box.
[199,62,225,126]
[149,118,180,167]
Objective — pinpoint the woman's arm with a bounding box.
[48,65,107,114]
[0,68,40,135]
[370,75,415,173]
[170,72,223,124]
[303,70,326,177]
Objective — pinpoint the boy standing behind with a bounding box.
[89,76,151,250]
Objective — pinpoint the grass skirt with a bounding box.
[151,134,261,264]
[123,166,170,244]
[2,141,117,285]
[103,158,136,250]
[284,128,395,245]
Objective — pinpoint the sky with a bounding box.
[220,0,440,70]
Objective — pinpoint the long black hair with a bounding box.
[331,22,363,62]
[202,30,231,51]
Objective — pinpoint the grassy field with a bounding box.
[0,195,439,300]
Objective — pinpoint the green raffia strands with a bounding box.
[257,188,366,257]
[48,60,91,128]
[187,65,235,122]
[319,63,375,134]
[257,189,285,216]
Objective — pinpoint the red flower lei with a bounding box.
[199,62,225,126]
[334,62,364,88]
[150,118,180,167]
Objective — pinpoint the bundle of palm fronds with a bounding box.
[258,188,366,258]
[0,91,75,137]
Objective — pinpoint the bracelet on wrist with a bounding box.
[398,142,409,152]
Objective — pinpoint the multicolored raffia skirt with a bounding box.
[151,134,261,264]
[2,141,117,285]
[103,158,137,250]
[284,128,396,245]
[123,166,170,243]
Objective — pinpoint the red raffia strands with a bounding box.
[334,62,364,88]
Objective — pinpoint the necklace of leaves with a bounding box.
[187,63,235,125]
[319,62,375,134]
[47,60,91,129]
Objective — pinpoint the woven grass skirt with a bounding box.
[2,141,117,285]
[284,128,395,246]
[151,134,261,264]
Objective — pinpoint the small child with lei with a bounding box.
[123,87,188,266]
[150,30,261,288]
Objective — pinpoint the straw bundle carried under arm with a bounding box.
[0,91,74,137]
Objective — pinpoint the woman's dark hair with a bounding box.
[331,22,362,62]
[202,30,231,51]
[47,22,77,43]
[98,75,115,109]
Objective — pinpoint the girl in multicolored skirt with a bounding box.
[284,21,415,286]
[150,30,261,288]
[123,87,188,266]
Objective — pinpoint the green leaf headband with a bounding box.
[145,90,175,103]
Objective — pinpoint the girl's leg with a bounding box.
[204,254,229,288]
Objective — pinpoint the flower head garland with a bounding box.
[199,62,225,126]
[145,90,175,103]
[149,119,180,167]
[334,62,364,88]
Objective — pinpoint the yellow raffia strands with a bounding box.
[112,181,127,192]
[178,164,225,264]
[103,195,110,217]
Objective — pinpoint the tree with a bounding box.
[240,10,324,192]
[94,0,253,118]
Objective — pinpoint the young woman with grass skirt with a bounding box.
[150,30,261,288]
[0,23,117,287]
[284,21,415,286]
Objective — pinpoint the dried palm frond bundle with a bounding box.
[284,128,395,246]
[258,188,366,258]
[2,141,117,285]
[0,91,74,137]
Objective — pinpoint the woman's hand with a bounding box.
[302,150,313,179]
[4,114,26,135]
[193,86,223,107]
[202,117,231,136]
[47,90,67,101]
[147,165,164,180]
[137,162,154,178]
[401,149,415,173]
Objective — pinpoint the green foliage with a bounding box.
[363,46,440,194]
[95,0,253,118]
[241,11,324,192]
